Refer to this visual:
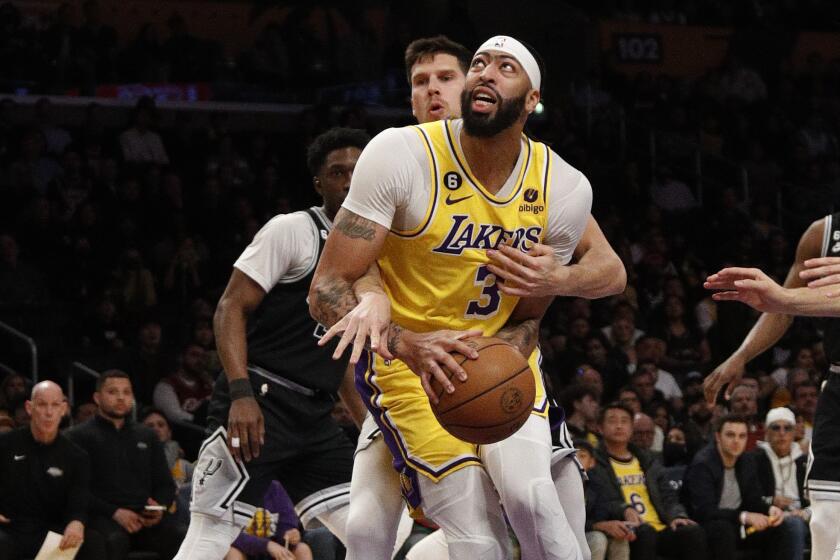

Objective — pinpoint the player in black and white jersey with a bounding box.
[173,128,371,559]
[704,212,840,560]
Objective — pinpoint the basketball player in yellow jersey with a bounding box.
[328,36,625,560]
[311,36,597,559]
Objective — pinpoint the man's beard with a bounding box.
[100,405,131,420]
[461,86,527,137]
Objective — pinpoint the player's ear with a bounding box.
[312,176,322,193]
[525,89,540,114]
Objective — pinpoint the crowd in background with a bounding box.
[0,1,839,558]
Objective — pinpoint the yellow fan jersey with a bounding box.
[610,455,666,531]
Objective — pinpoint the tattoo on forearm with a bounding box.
[311,278,358,327]
[387,324,403,357]
[496,318,539,357]
[336,213,376,241]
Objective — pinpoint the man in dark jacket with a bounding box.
[0,381,105,560]
[587,402,706,560]
[683,413,798,560]
[66,370,186,560]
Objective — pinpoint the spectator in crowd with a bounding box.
[0,381,106,559]
[749,407,810,558]
[0,412,14,434]
[578,439,632,560]
[791,380,819,441]
[650,402,671,436]
[0,373,27,411]
[603,309,644,369]
[584,334,628,399]
[618,386,642,414]
[227,480,313,560]
[654,295,711,375]
[683,392,717,460]
[119,100,169,164]
[588,403,707,560]
[576,363,606,402]
[683,414,798,560]
[728,384,764,451]
[630,365,667,412]
[141,408,192,488]
[562,384,601,448]
[66,370,186,560]
[770,367,811,409]
[770,346,816,389]
[74,401,98,425]
[153,342,213,425]
[632,412,662,454]
[116,318,168,406]
[633,335,682,409]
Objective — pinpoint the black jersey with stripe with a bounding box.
[822,212,840,365]
[245,208,344,394]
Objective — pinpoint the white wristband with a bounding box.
[739,511,748,525]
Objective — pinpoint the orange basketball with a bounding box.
[429,337,535,445]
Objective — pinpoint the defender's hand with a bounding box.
[704,267,790,313]
[486,243,563,297]
[228,396,265,462]
[802,257,840,292]
[704,354,746,406]
[319,292,393,364]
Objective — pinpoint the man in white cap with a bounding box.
[749,407,810,559]
[310,34,597,559]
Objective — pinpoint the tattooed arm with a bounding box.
[311,209,483,402]
[495,296,553,357]
[309,209,387,327]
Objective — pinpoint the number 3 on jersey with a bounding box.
[465,264,501,318]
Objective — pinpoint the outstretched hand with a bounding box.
[704,267,790,313]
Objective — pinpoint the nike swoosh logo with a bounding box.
[13,455,25,461]
[445,194,473,205]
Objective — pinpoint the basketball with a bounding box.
[429,337,535,445]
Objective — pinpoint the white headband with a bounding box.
[475,35,541,91]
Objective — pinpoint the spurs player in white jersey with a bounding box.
[312,35,625,560]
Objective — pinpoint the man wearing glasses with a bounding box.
[749,407,810,559]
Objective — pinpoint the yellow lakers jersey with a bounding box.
[378,119,552,335]
[357,120,554,485]
[610,455,666,531]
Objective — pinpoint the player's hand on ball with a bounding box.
[703,353,746,406]
[319,292,393,364]
[228,397,265,463]
[486,243,564,297]
[802,257,840,296]
[393,328,482,404]
[704,267,790,313]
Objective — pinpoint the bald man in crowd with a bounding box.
[0,380,106,559]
